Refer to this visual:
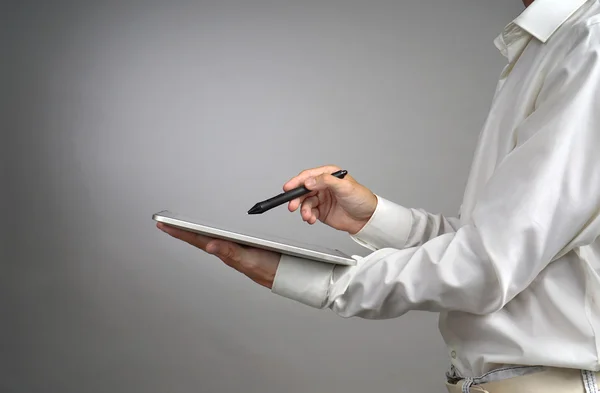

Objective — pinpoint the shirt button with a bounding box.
[451,350,457,359]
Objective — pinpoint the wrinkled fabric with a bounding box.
[271,0,600,378]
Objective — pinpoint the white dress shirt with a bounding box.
[271,0,600,378]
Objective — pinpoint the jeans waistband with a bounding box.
[446,364,546,385]
[446,364,599,393]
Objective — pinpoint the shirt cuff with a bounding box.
[271,254,334,308]
[350,194,413,250]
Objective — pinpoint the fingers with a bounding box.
[284,165,344,212]
[300,195,320,223]
[308,209,319,224]
[207,241,245,268]
[157,223,212,249]
[287,190,317,212]
[305,173,347,193]
[157,223,280,287]
[283,165,341,192]
[157,223,244,263]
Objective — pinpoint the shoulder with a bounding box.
[541,4,600,57]
[562,10,600,53]
[543,16,600,76]
[534,12,600,107]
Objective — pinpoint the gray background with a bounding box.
[3,1,524,392]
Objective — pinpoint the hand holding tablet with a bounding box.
[155,167,378,285]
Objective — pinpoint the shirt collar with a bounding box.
[513,0,589,43]
[494,0,589,61]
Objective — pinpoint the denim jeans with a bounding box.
[445,364,599,393]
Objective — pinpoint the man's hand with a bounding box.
[157,222,281,289]
[284,165,378,234]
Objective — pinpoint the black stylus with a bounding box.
[248,169,348,214]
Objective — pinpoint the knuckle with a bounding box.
[318,175,332,187]
[243,257,259,270]
[220,246,233,259]
[227,248,242,263]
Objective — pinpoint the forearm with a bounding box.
[272,22,600,320]
[351,194,460,251]
[273,226,502,318]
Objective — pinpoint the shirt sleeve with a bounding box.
[271,23,600,318]
[350,194,461,251]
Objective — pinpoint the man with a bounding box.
[157,0,600,392]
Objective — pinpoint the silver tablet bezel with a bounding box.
[153,210,357,266]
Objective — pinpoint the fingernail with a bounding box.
[306,178,316,187]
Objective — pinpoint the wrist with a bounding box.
[244,249,281,289]
[349,192,378,235]
[264,257,280,289]
[350,195,413,250]
[348,218,371,235]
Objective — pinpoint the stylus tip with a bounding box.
[248,204,262,214]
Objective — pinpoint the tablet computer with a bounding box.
[152,210,357,266]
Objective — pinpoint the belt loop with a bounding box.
[582,370,598,393]
[462,377,474,393]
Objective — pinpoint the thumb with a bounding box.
[305,173,347,194]
[207,241,242,263]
